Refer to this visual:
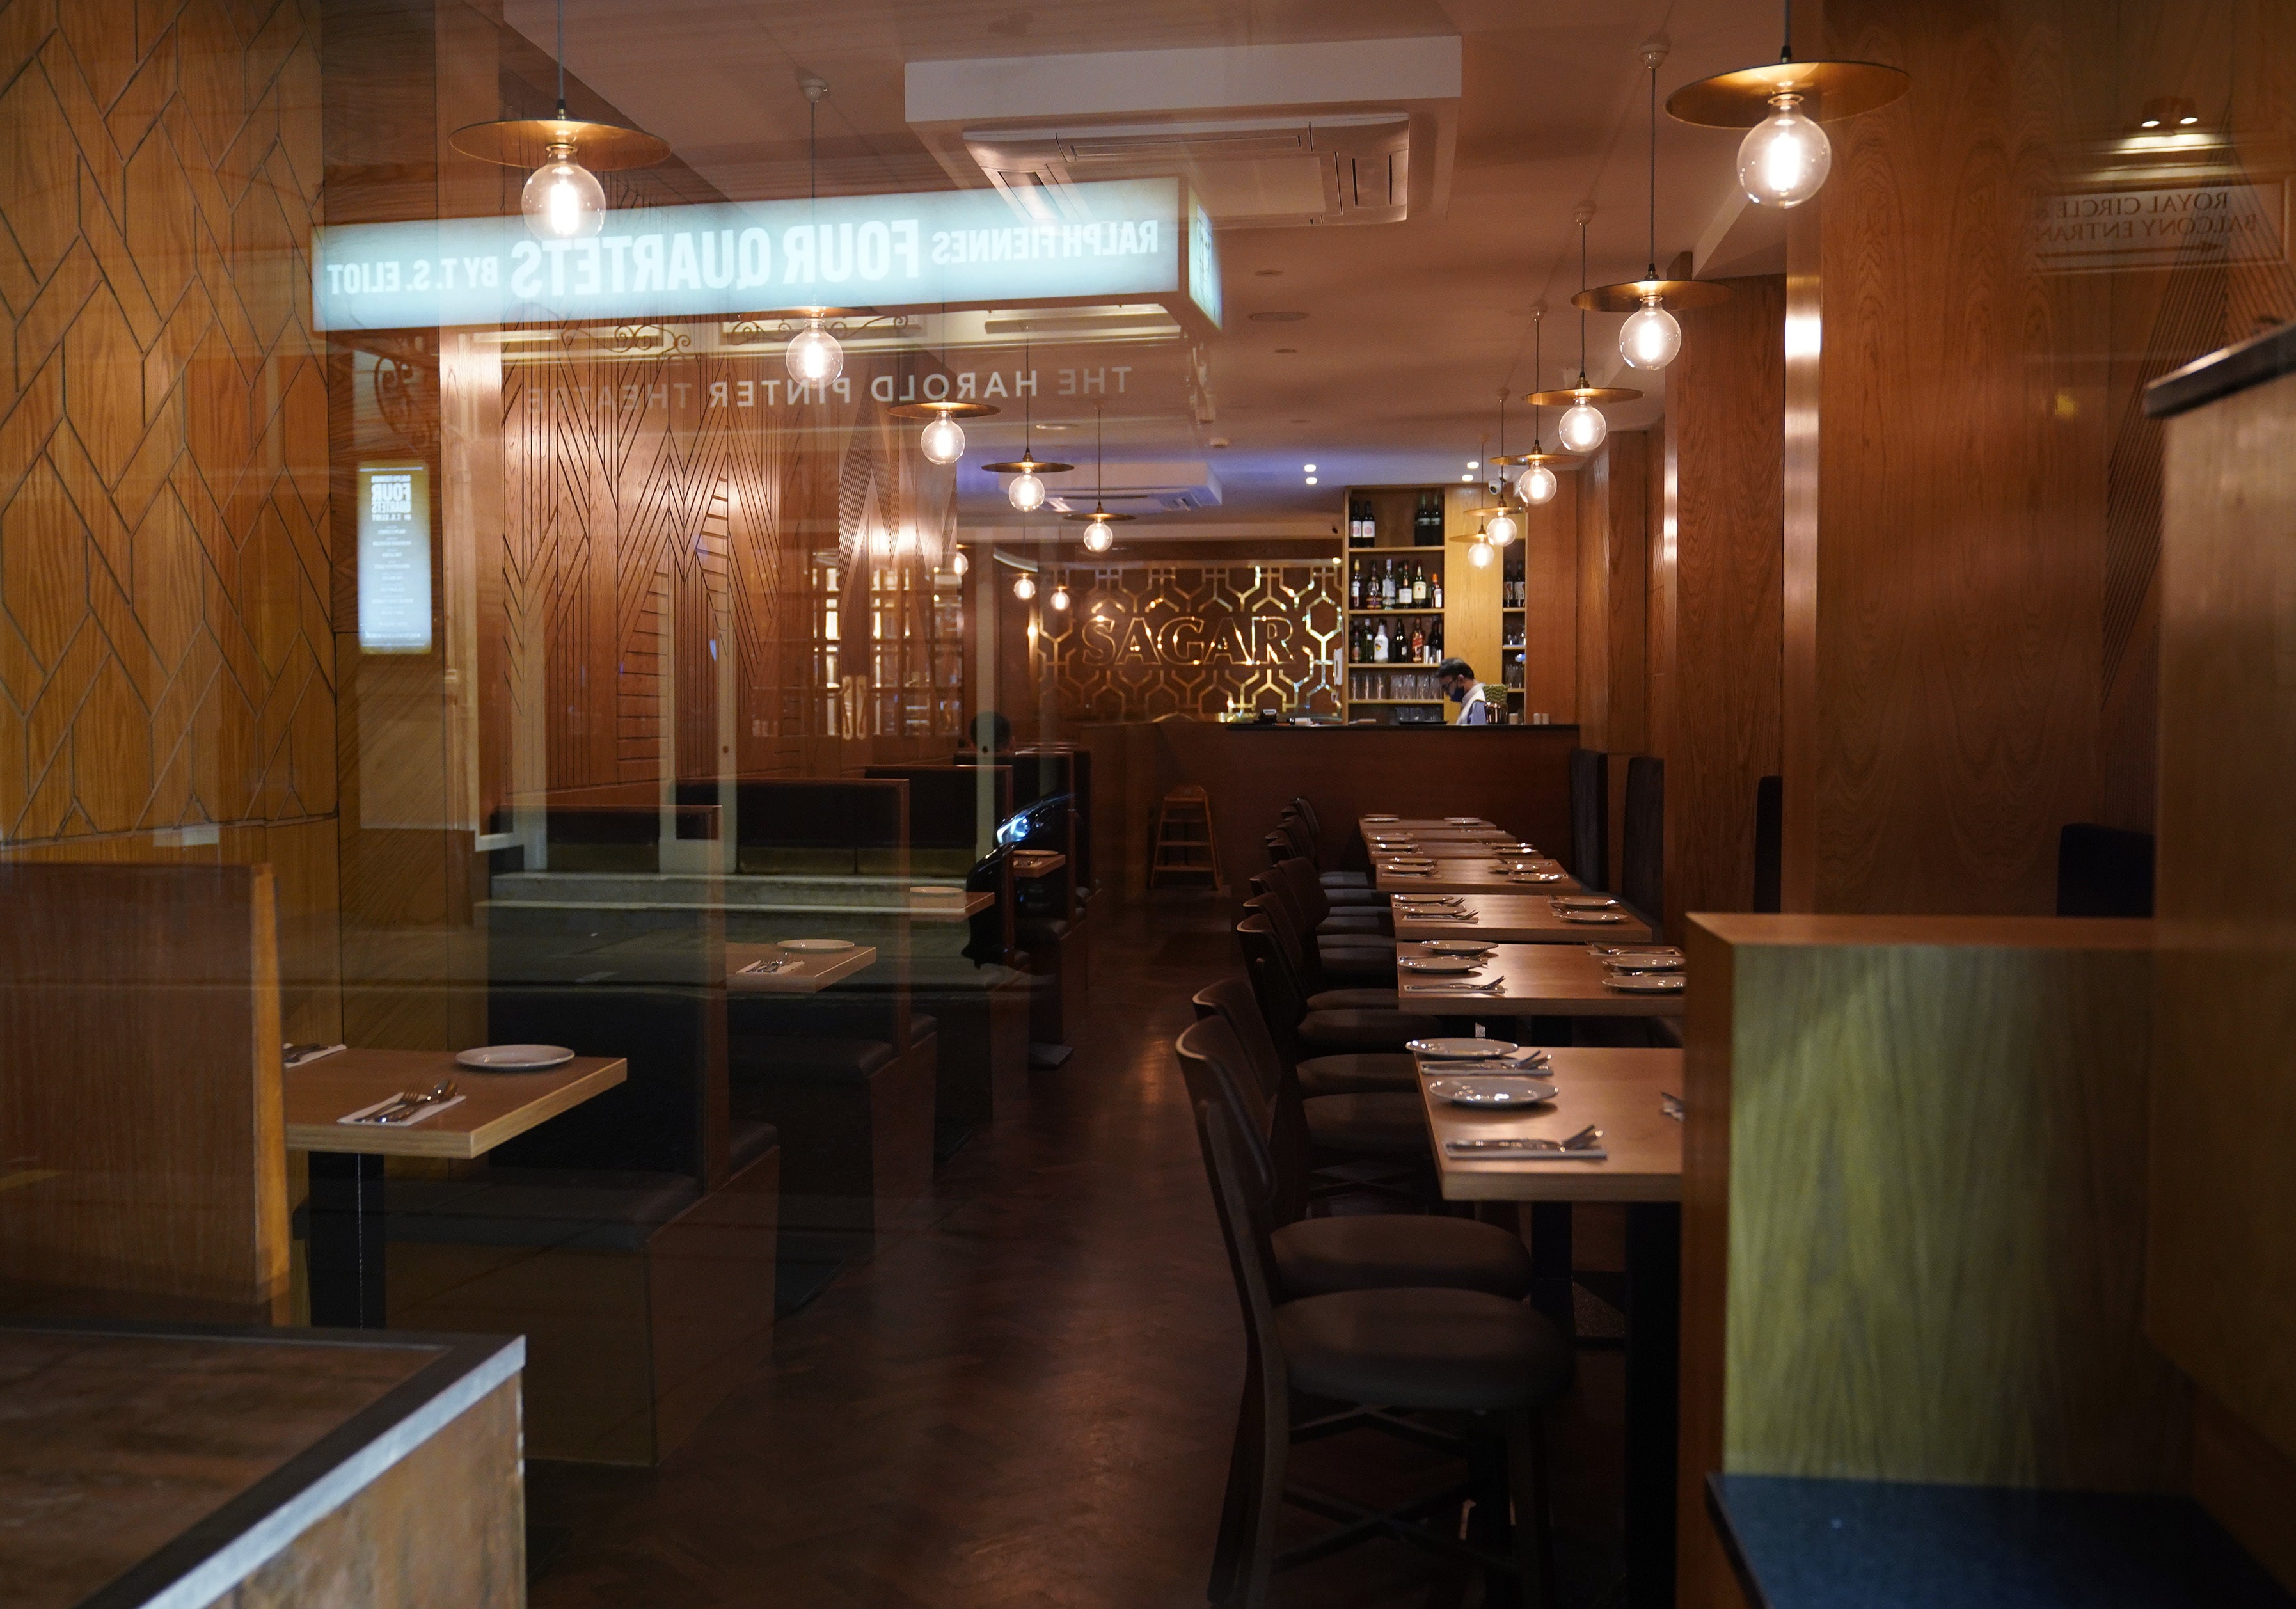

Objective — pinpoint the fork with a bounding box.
[1404,978,1506,994]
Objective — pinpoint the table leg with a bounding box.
[306,1151,386,1328]
[1624,1201,1682,1609]
[1527,1203,1574,1335]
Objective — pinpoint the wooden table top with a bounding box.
[1009,850,1067,880]
[1395,942,1686,1015]
[1393,897,1657,946]
[1416,1047,1682,1201]
[1375,857,1584,895]
[1360,816,1500,834]
[726,942,880,993]
[285,1049,626,1159]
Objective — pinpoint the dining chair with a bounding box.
[1620,756,1664,933]
[1234,914,1441,1059]
[1178,1045,1565,1609]
[1753,774,1783,914]
[1567,748,1608,892]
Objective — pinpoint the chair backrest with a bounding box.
[2055,823,2155,917]
[1175,1003,1279,1200]
[1189,977,1287,1114]
[1235,915,1310,1063]
[1241,892,1326,995]
[1622,756,1665,930]
[1183,1075,1291,1415]
[1192,976,1309,1219]
[1290,795,1324,841]
[1569,747,1609,891]
[1754,775,1784,914]
[1269,857,1334,928]
[1275,810,1316,865]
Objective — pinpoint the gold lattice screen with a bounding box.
[1041,562,1342,720]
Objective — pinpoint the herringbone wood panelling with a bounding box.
[0,0,331,850]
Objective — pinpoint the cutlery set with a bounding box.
[345,1078,459,1126]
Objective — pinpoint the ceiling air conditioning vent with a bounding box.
[963,114,1410,229]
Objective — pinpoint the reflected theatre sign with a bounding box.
[312,178,1218,331]
[2032,180,2286,273]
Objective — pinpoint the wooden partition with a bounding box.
[2143,324,2296,1587]
[1677,914,2180,1607]
[0,864,290,1324]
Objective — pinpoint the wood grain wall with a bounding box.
[1573,430,1649,753]
[0,0,338,1029]
[1778,0,2296,914]
[1654,278,1785,935]
[1514,472,1579,724]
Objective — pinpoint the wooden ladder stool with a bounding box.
[1150,785,1221,887]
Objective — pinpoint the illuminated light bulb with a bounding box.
[1012,574,1036,601]
[522,144,605,239]
[786,321,843,386]
[1620,293,1682,369]
[1517,463,1559,505]
[1081,519,1114,554]
[1486,510,1518,546]
[1738,93,1832,208]
[951,550,969,576]
[1049,585,1071,611]
[1468,537,1495,569]
[1557,401,1609,454]
[919,414,965,464]
[1007,470,1046,512]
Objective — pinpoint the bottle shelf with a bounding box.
[1345,608,1446,616]
[1345,546,1450,557]
[1347,662,1447,670]
[1350,698,1446,705]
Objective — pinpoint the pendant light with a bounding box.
[1482,392,1517,547]
[951,549,969,576]
[786,79,846,385]
[450,0,667,240]
[889,309,997,464]
[1532,209,1640,454]
[1468,537,1496,569]
[1666,0,1910,209]
[1580,42,1730,370]
[1495,310,1572,505]
[1061,404,1136,552]
[1049,585,1072,611]
[983,345,1072,512]
[1012,573,1036,601]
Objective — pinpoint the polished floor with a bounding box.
[528,893,1632,1609]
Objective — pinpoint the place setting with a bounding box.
[1550,893,1633,924]
[1596,944,1688,993]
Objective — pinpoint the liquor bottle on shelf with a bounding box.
[1432,567,1444,608]
[1381,563,1397,606]
[1411,564,1427,605]
[1373,620,1390,663]
[1414,492,1443,546]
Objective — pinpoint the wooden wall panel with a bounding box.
[1680,914,2185,1606]
[0,863,289,1323]
[0,0,333,916]
[1658,278,1785,935]
[1572,430,1649,753]
[2145,364,2296,1471]
[1516,472,1578,724]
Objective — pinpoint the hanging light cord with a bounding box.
[1578,219,1591,386]
[1780,0,1795,62]
[1645,61,1659,278]
[555,0,566,116]
[1532,315,1544,450]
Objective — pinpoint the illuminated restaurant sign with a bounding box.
[312,178,1205,331]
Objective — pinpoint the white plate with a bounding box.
[1606,971,1686,992]
[1365,814,1400,822]
[1409,1038,1521,1059]
[777,939,857,952]
[1599,952,1685,971]
[1423,940,1496,955]
[1399,955,1485,973]
[1428,1077,1559,1107]
[455,1044,575,1072]
[1562,909,1631,924]
[1553,895,1619,910]
[1508,871,1567,884]
[1444,816,1484,825]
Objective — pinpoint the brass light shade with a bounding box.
[887,400,999,422]
[1667,59,1909,127]
[1062,505,1137,525]
[1573,276,1733,314]
[450,116,670,171]
[1528,383,1641,408]
[980,453,1075,475]
[1489,448,1575,468]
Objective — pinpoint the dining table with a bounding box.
[1416,1045,1684,1609]
[289,1048,628,1329]
[726,942,880,994]
[1392,894,1659,946]
[1395,941,1686,1017]
[1374,857,1587,896]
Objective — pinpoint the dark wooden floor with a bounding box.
[528,892,1632,1609]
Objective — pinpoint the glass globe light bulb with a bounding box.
[1517,463,1559,505]
[1049,585,1071,611]
[1485,510,1519,546]
[951,549,969,576]
[1468,537,1495,569]
[1081,519,1114,553]
[1738,93,1832,208]
[1007,470,1047,512]
[1012,574,1036,601]
[522,146,605,239]
[1556,401,1608,454]
[919,415,965,464]
[1620,293,1683,370]
[786,322,843,386]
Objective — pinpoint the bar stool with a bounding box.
[1179,1049,1566,1609]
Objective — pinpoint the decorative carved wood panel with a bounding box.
[0,0,331,847]
[1040,561,1340,720]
